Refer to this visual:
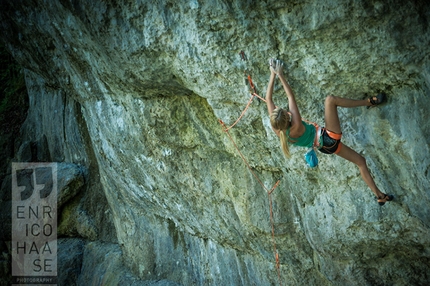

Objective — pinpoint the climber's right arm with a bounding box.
[265,70,276,115]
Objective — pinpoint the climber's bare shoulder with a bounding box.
[288,119,305,138]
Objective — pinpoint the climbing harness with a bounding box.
[218,52,283,285]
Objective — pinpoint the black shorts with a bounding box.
[318,128,342,154]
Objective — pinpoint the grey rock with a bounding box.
[78,241,180,286]
[56,162,86,208]
[15,141,32,162]
[0,0,429,285]
[57,238,85,286]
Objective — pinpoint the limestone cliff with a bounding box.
[1,0,430,285]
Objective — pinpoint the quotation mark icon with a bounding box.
[16,167,53,200]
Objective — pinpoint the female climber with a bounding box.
[266,58,393,206]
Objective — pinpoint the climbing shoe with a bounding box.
[377,193,394,206]
[367,93,387,109]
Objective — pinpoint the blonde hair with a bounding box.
[270,107,291,158]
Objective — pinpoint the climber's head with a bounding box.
[270,107,291,132]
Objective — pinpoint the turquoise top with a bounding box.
[286,121,316,148]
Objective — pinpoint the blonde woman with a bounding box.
[266,59,393,206]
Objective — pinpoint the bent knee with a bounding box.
[325,95,338,105]
[356,154,367,168]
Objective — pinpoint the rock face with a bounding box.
[1,0,430,285]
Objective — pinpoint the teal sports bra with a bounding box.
[286,121,316,148]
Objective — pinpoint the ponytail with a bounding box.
[279,130,291,158]
[270,107,291,159]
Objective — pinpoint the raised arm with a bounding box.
[272,60,304,138]
[265,68,277,115]
[265,59,279,135]
[278,73,301,123]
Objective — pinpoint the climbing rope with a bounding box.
[222,91,266,132]
[218,56,283,285]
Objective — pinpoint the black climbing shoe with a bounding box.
[377,193,394,206]
[367,93,387,109]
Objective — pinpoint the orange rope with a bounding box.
[222,92,268,132]
[252,92,267,102]
[219,119,280,194]
[223,95,255,132]
[268,187,282,286]
[218,74,283,285]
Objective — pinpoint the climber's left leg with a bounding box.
[336,143,385,199]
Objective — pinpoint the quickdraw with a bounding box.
[239,50,247,61]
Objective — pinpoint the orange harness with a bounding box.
[303,119,343,154]
[323,129,343,154]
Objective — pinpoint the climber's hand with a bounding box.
[269,58,276,75]
[269,58,284,77]
[269,58,275,74]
